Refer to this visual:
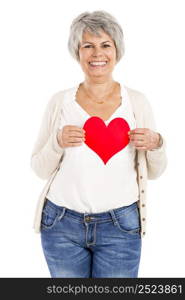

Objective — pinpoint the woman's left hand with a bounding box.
[128,128,160,151]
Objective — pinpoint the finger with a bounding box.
[135,146,147,150]
[68,141,84,147]
[66,125,84,130]
[131,140,146,147]
[68,137,85,143]
[130,136,145,141]
[68,132,85,138]
[68,129,85,137]
[67,126,85,133]
[69,131,85,138]
[129,128,146,135]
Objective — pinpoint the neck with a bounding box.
[83,76,115,98]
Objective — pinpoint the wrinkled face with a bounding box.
[78,30,117,79]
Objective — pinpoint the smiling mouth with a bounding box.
[89,61,108,67]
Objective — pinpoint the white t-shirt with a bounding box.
[46,84,139,212]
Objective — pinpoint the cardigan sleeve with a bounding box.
[143,96,168,180]
[30,94,64,180]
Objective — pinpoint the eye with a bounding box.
[83,44,111,48]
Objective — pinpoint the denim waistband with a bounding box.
[44,198,138,222]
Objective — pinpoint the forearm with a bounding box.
[146,134,168,179]
[31,130,64,180]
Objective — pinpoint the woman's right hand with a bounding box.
[57,125,86,148]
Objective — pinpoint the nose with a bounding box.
[92,47,103,57]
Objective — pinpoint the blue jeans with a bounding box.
[41,198,142,278]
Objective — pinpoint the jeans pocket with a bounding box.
[115,206,141,235]
[41,202,59,230]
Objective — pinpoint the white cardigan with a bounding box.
[46,84,139,211]
[30,84,167,238]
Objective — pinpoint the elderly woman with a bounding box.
[31,11,167,278]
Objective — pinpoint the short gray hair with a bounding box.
[68,10,125,63]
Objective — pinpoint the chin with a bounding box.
[89,72,111,78]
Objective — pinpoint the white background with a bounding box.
[0,0,184,277]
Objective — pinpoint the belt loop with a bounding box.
[109,209,118,226]
[58,207,66,221]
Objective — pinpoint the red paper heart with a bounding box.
[83,116,130,164]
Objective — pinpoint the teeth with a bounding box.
[89,61,107,66]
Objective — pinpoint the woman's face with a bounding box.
[78,30,117,80]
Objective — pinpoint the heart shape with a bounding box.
[83,116,130,164]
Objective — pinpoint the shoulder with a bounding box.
[124,85,150,107]
[124,85,154,117]
[46,86,77,111]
